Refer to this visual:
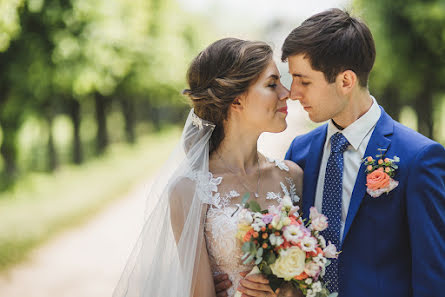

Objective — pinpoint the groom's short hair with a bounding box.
[281,8,375,88]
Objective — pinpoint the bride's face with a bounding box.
[238,60,290,133]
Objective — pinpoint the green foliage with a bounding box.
[353,0,445,140]
[0,127,180,270]
[0,0,216,187]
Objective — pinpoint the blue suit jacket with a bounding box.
[285,107,445,297]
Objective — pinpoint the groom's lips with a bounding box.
[277,107,288,114]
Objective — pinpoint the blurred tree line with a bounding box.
[354,0,445,141]
[0,0,210,190]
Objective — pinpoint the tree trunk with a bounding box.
[94,93,109,155]
[68,98,83,164]
[379,86,402,121]
[0,123,19,189]
[415,90,434,140]
[119,96,136,144]
[46,115,58,171]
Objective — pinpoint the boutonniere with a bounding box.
[363,149,400,198]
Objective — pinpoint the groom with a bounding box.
[232,8,445,297]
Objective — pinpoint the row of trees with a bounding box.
[0,0,211,190]
[354,0,445,139]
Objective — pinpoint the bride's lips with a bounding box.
[277,107,288,114]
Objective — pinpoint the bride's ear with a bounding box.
[231,96,244,112]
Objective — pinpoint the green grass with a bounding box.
[0,127,181,271]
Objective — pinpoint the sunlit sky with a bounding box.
[177,0,352,86]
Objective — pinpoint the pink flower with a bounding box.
[323,241,338,259]
[309,207,328,232]
[262,214,274,224]
[304,262,321,277]
[366,170,390,190]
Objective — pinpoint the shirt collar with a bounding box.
[326,96,381,151]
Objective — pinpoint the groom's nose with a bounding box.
[289,83,303,101]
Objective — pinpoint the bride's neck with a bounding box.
[213,123,260,175]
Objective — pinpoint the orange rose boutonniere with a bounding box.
[363,149,400,198]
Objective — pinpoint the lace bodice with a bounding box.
[203,158,300,297]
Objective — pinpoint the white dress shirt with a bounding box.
[314,96,381,240]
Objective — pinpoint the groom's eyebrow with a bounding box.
[291,73,309,78]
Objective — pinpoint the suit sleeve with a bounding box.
[406,143,445,296]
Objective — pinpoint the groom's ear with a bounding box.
[336,70,357,95]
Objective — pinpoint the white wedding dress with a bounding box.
[204,157,300,297]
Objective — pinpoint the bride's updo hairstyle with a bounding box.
[183,38,273,154]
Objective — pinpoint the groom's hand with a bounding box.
[214,273,232,297]
[237,271,279,297]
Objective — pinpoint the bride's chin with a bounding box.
[264,122,287,133]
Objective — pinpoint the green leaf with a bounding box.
[268,275,284,292]
[255,256,263,265]
[249,200,261,212]
[242,242,252,253]
[256,247,264,257]
[241,192,250,205]
[261,263,272,275]
[265,252,277,265]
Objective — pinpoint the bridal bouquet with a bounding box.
[235,195,338,297]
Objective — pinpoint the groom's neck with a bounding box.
[332,89,373,129]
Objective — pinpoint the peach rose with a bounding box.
[367,156,373,162]
[366,170,390,191]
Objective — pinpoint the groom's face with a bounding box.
[287,54,347,123]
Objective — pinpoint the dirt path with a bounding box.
[0,102,309,297]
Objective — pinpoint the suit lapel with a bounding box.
[341,108,394,246]
[302,125,328,219]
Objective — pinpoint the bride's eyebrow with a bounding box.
[268,74,281,80]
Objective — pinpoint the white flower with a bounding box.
[312,281,322,293]
[300,236,317,252]
[270,233,284,246]
[282,217,291,226]
[271,215,284,230]
[270,246,306,280]
[305,278,313,285]
[312,254,327,266]
[268,205,281,216]
[323,241,339,259]
[306,289,316,297]
[252,219,266,232]
[282,195,293,209]
[304,262,321,277]
[238,209,253,225]
[318,235,327,249]
[283,225,306,243]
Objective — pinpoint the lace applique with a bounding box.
[187,171,222,207]
[266,177,300,204]
[266,192,282,201]
[191,112,215,130]
[266,157,289,171]
[218,190,240,208]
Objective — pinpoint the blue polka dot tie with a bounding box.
[321,132,349,293]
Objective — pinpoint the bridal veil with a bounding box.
[113,109,216,297]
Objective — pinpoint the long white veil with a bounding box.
[113,109,216,297]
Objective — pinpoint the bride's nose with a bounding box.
[278,84,290,101]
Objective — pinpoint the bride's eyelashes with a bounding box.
[268,83,277,89]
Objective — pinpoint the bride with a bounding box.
[113,38,303,297]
